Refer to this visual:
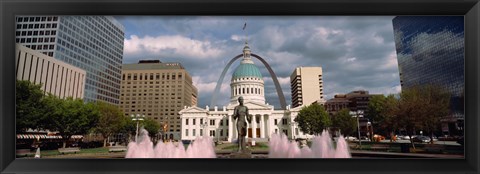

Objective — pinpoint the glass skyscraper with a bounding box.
[392,16,464,134]
[15,16,124,104]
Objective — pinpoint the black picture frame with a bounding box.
[1,0,479,174]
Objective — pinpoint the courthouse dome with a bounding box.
[232,63,263,80]
[231,42,263,80]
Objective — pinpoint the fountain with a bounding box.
[125,129,216,158]
[125,129,350,158]
[268,130,351,158]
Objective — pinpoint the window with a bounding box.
[185,129,188,136]
[282,118,288,125]
[209,130,215,137]
[193,129,196,136]
[200,129,203,136]
[186,119,189,125]
[274,119,278,125]
[210,120,215,126]
[193,119,196,125]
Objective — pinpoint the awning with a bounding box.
[16,134,81,139]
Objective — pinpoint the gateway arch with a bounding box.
[210,53,287,109]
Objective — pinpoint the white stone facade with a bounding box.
[179,101,314,142]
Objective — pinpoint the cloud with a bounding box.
[116,16,410,109]
[124,35,224,60]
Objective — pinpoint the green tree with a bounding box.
[396,87,424,149]
[16,80,45,132]
[367,94,398,141]
[418,85,450,144]
[294,104,331,136]
[94,102,127,147]
[43,95,99,148]
[142,117,161,140]
[331,108,357,137]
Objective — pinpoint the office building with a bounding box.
[290,66,325,108]
[392,16,464,135]
[16,43,86,99]
[120,60,198,140]
[15,16,124,105]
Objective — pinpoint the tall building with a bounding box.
[15,16,124,105]
[392,16,464,135]
[120,60,198,140]
[16,44,86,99]
[290,66,325,108]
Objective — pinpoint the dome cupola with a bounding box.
[230,42,265,105]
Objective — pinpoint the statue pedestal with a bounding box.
[229,149,252,158]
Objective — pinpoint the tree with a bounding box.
[93,102,127,147]
[331,108,357,137]
[43,95,99,148]
[142,118,161,143]
[396,86,424,149]
[16,80,46,132]
[418,85,450,144]
[367,94,398,141]
[294,104,331,136]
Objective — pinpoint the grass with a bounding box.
[221,143,269,151]
[33,147,110,157]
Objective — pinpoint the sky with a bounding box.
[114,16,402,109]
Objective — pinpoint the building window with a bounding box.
[193,119,196,125]
[200,129,203,136]
[193,129,196,136]
[185,129,188,136]
[186,119,189,125]
[282,118,288,125]
[274,119,278,125]
[210,130,215,137]
[210,120,215,126]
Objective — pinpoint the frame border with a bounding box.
[1,0,479,174]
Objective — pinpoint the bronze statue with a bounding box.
[232,96,251,152]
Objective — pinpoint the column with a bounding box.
[228,115,233,142]
[181,117,185,140]
[252,115,257,139]
[260,114,265,138]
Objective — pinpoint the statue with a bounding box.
[232,96,251,153]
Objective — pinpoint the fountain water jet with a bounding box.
[125,129,216,158]
[268,130,351,158]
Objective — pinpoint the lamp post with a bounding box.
[350,110,364,150]
[131,114,145,142]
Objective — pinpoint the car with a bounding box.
[412,136,431,143]
[359,136,371,142]
[457,136,464,146]
[345,136,357,141]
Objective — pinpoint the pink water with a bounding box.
[126,129,350,158]
[125,129,216,158]
[268,130,351,158]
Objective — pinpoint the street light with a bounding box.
[350,110,364,150]
[131,114,145,142]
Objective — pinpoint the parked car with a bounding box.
[359,136,371,142]
[457,136,464,146]
[412,136,431,143]
[345,136,357,141]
